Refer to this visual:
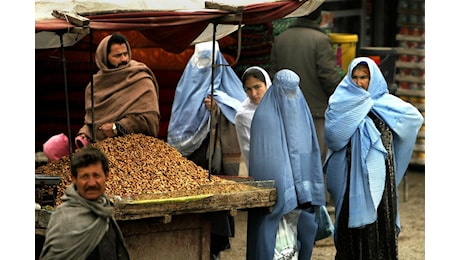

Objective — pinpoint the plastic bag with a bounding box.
[43,133,70,162]
[314,205,334,241]
[274,209,301,260]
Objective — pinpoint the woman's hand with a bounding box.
[204,96,217,111]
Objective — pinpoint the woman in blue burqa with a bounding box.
[167,40,246,175]
[247,69,326,259]
[167,40,247,258]
[323,57,424,259]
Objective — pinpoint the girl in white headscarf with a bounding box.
[235,66,272,168]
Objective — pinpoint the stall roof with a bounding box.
[35,0,324,52]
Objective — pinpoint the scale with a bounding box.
[35,174,61,207]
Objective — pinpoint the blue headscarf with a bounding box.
[167,41,247,156]
[324,57,424,230]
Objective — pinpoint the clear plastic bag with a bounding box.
[274,209,301,260]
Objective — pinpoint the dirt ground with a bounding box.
[220,166,425,259]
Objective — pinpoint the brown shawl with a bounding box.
[209,106,241,176]
[78,34,160,141]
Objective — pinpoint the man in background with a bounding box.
[75,33,160,148]
[270,4,342,163]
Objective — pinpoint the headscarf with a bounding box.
[167,41,246,156]
[235,66,272,168]
[324,57,424,229]
[95,34,132,71]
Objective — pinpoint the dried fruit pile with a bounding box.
[35,134,255,206]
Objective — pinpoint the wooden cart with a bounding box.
[35,180,276,260]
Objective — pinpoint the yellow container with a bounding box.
[329,33,359,73]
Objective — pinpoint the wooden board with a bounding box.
[114,186,276,221]
[36,182,276,228]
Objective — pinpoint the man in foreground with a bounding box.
[40,145,130,260]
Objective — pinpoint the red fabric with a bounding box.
[241,1,306,24]
[34,0,308,149]
[35,19,71,31]
[35,1,307,53]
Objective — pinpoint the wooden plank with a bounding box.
[114,188,276,221]
[35,187,276,228]
[35,177,277,231]
[204,1,243,23]
[52,10,90,27]
[204,1,243,13]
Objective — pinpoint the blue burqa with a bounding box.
[246,69,326,260]
[167,41,246,156]
[324,57,424,239]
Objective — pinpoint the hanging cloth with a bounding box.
[167,41,246,156]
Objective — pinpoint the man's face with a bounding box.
[107,43,129,68]
[71,162,108,201]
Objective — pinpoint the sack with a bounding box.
[314,205,334,241]
[274,210,301,260]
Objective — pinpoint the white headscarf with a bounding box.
[235,66,272,168]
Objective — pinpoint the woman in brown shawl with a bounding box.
[75,33,160,147]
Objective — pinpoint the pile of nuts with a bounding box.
[35,134,255,206]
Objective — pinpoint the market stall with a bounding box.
[36,180,276,259]
[34,0,324,151]
[35,1,323,258]
[35,134,277,259]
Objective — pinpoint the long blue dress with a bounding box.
[247,69,326,260]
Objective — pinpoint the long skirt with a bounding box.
[335,113,399,260]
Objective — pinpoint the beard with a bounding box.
[108,60,128,69]
[118,61,128,67]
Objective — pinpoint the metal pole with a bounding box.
[208,22,217,180]
[90,30,96,143]
[59,32,73,161]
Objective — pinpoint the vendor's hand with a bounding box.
[75,134,90,149]
[99,123,117,138]
[204,96,216,111]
